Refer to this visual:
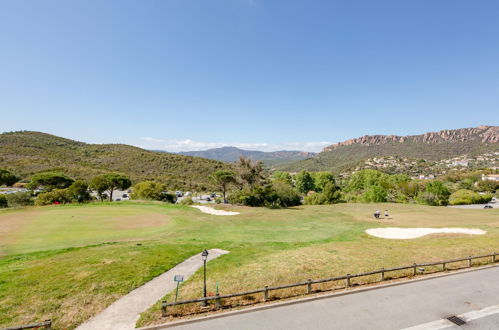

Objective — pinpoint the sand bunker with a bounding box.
[366,227,486,239]
[191,205,240,216]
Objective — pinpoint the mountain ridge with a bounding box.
[177,146,316,166]
[281,126,499,173]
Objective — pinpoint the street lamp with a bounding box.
[202,249,209,306]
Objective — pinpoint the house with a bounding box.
[482,174,499,181]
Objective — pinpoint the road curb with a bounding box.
[138,263,499,329]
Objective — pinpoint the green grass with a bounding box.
[1,201,498,329]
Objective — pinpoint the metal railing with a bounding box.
[162,252,498,316]
[2,320,51,330]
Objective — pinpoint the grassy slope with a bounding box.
[1,202,498,328]
[0,131,230,189]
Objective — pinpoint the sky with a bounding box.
[1,0,498,152]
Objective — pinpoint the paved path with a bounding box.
[77,249,229,330]
[157,266,499,330]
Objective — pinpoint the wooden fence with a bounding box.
[2,320,51,330]
[162,252,498,317]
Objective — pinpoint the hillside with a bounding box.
[0,131,230,189]
[178,146,316,166]
[280,126,499,173]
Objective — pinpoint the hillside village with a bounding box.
[350,152,499,179]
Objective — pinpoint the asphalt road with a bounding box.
[160,266,499,330]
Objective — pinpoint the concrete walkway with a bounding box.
[77,249,229,330]
[152,265,499,330]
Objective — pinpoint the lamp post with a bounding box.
[202,249,209,306]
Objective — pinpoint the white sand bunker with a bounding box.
[191,205,240,216]
[366,227,486,239]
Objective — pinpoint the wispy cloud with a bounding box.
[137,137,331,153]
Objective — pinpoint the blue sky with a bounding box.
[1,0,498,152]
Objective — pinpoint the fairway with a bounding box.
[1,202,498,329]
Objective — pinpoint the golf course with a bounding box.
[1,202,498,329]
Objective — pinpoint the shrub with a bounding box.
[229,183,301,208]
[131,181,176,203]
[35,189,72,206]
[180,197,194,205]
[304,182,342,205]
[449,189,493,205]
[0,195,7,208]
[417,181,450,206]
[362,186,388,203]
[6,192,33,207]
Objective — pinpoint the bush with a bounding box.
[6,192,33,207]
[131,181,176,203]
[0,195,7,208]
[449,189,493,205]
[417,181,450,206]
[304,182,342,205]
[476,180,499,193]
[179,197,194,205]
[229,183,301,208]
[362,186,388,203]
[35,181,92,205]
[35,189,72,206]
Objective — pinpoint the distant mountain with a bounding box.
[177,146,316,166]
[280,126,499,173]
[0,131,230,190]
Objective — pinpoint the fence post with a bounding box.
[307,279,312,294]
[413,263,417,276]
[263,286,269,302]
[468,256,472,267]
[494,252,496,263]
[45,320,52,330]
[161,300,168,317]
[215,293,221,310]
[381,268,385,281]
[443,263,446,271]
[346,274,351,287]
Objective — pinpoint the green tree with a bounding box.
[418,180,450,206]
[313,172,336,192]
[272,171,293,186]
[67,180,92,203]
[27,172,73,191]
[90,173,131,201]
[304,182,342,205]
[236,157,266,188]
[0,169,19,186]
[131,181,176,202]
[362,185,388,203]
[346,169,388,191]
[210,170,236,203]
[295,170,315,194]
